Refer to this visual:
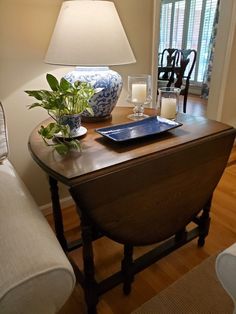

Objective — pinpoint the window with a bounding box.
[159,0,218,84]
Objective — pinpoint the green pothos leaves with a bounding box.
[25,74,101,155]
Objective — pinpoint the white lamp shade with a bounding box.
[45,0,136,66]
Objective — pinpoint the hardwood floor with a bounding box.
[46,95,236,314]
[180,94,207,116]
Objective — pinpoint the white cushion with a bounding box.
[0,159,75,314]
[216,243,236,314]
[0,102,8,161]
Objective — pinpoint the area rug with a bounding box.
[132,255,234,313]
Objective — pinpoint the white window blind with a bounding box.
[172,0,185,48]
[159,2,172,52]
[159,0,218,84]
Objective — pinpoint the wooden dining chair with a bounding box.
[173,49,197,113]
[158,49,197,113]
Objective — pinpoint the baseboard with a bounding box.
[189,85,201,96]
[40,196,74,216]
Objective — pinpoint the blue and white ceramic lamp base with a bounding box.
[65,67,123,122]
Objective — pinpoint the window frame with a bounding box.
[159,0,216,85]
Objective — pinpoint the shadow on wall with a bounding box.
[1,67,74,206]
[0,0,63,99]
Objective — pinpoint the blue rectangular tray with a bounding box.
[95,116,182,142]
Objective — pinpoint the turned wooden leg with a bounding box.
[48,176,67,251]
[198,196,212,247]
[81,213,98,314]
[121,244,134,295]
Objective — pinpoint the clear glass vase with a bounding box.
[127,75,152,120]
[157,87,181,120]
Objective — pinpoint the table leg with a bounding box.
[48,176,67,251]
[198,196,212,247]
[121,244,134,295]
[80,212,99,314]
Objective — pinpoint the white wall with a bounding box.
[222,28,236,127]
[206,0,236,128]
[0,0,154,206]
[111,0,154,104]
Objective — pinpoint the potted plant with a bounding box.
[25,74,99,156]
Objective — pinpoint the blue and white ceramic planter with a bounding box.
[59,114,81,137]
[64,67,123,121]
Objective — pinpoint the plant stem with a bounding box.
[47,110,57,122]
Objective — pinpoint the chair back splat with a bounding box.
[158,48,179,83]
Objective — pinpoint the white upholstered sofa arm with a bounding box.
[216,243,236,314]
[0,101,75,313]
[0,100,76,313]
[0,159,76,314]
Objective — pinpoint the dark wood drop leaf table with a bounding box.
[28,107,236,314]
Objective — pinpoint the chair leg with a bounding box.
[183,81,190,113]
[183,93,187,113]
[121,244,134,295]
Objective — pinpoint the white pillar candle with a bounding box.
[160,98,177,119]
[132,83,147,103]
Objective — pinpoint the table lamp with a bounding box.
[45,0,136,121]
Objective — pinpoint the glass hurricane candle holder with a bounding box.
[127,75,152,120]
[157,87,181,120]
